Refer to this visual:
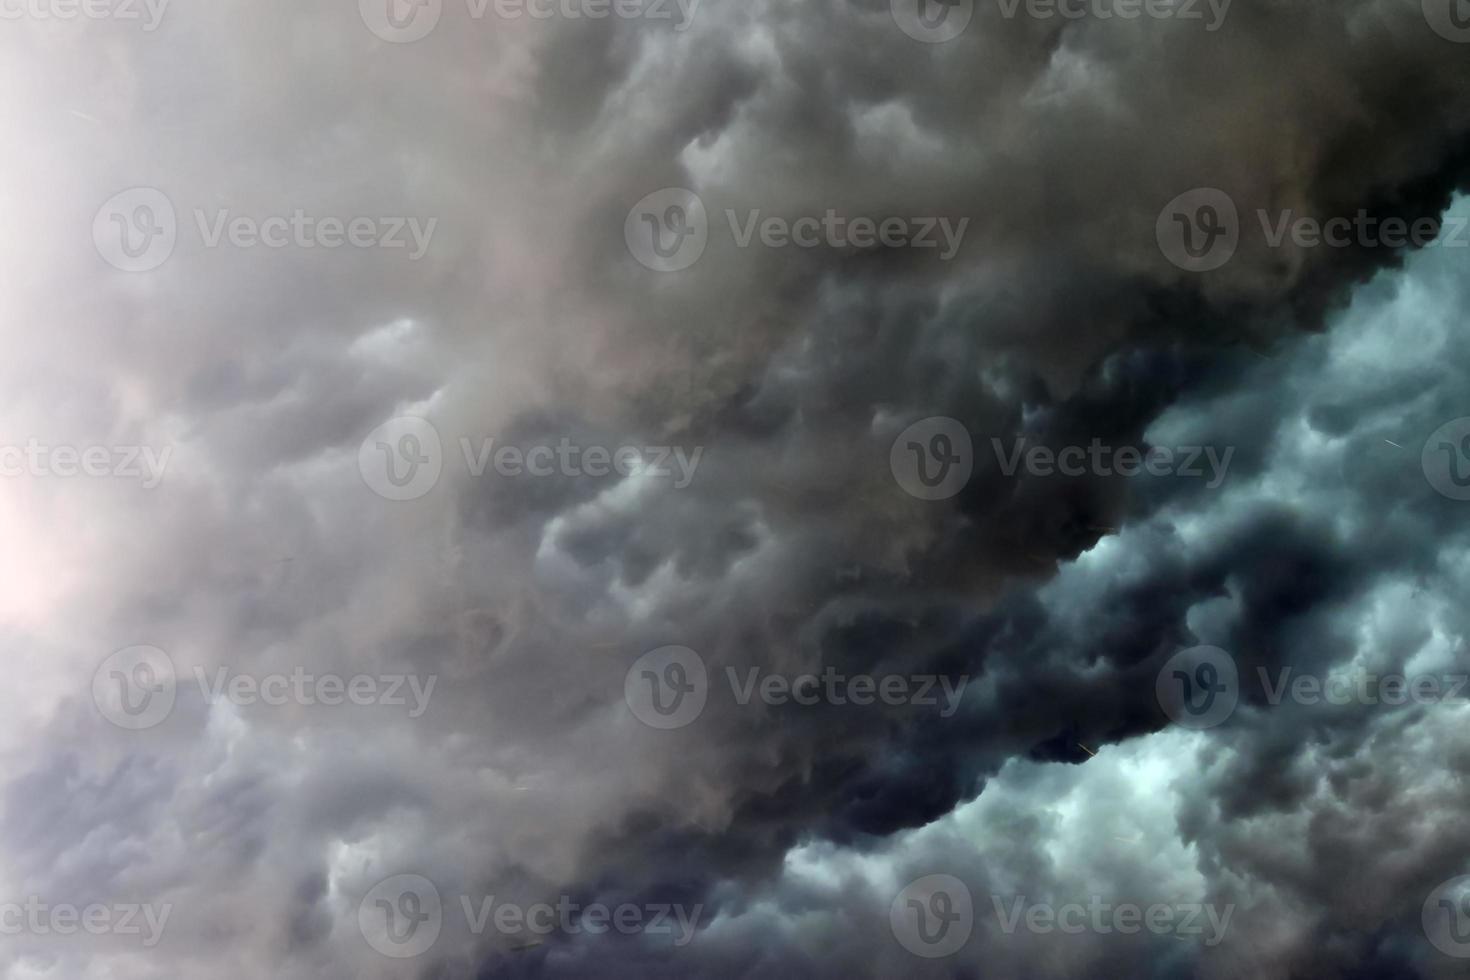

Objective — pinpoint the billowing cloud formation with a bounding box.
[1,1,1470,977]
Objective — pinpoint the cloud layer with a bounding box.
[2,1,1470,977]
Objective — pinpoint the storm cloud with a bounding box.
[2,0,1470,977]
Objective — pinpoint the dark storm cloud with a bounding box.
[3,1,1470,978]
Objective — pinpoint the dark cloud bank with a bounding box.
[7,1,1470,978]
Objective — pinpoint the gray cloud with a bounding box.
[1,1,1469,978]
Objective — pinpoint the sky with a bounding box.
[2,0,1470,977]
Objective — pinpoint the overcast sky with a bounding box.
[3,1,1470,977]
